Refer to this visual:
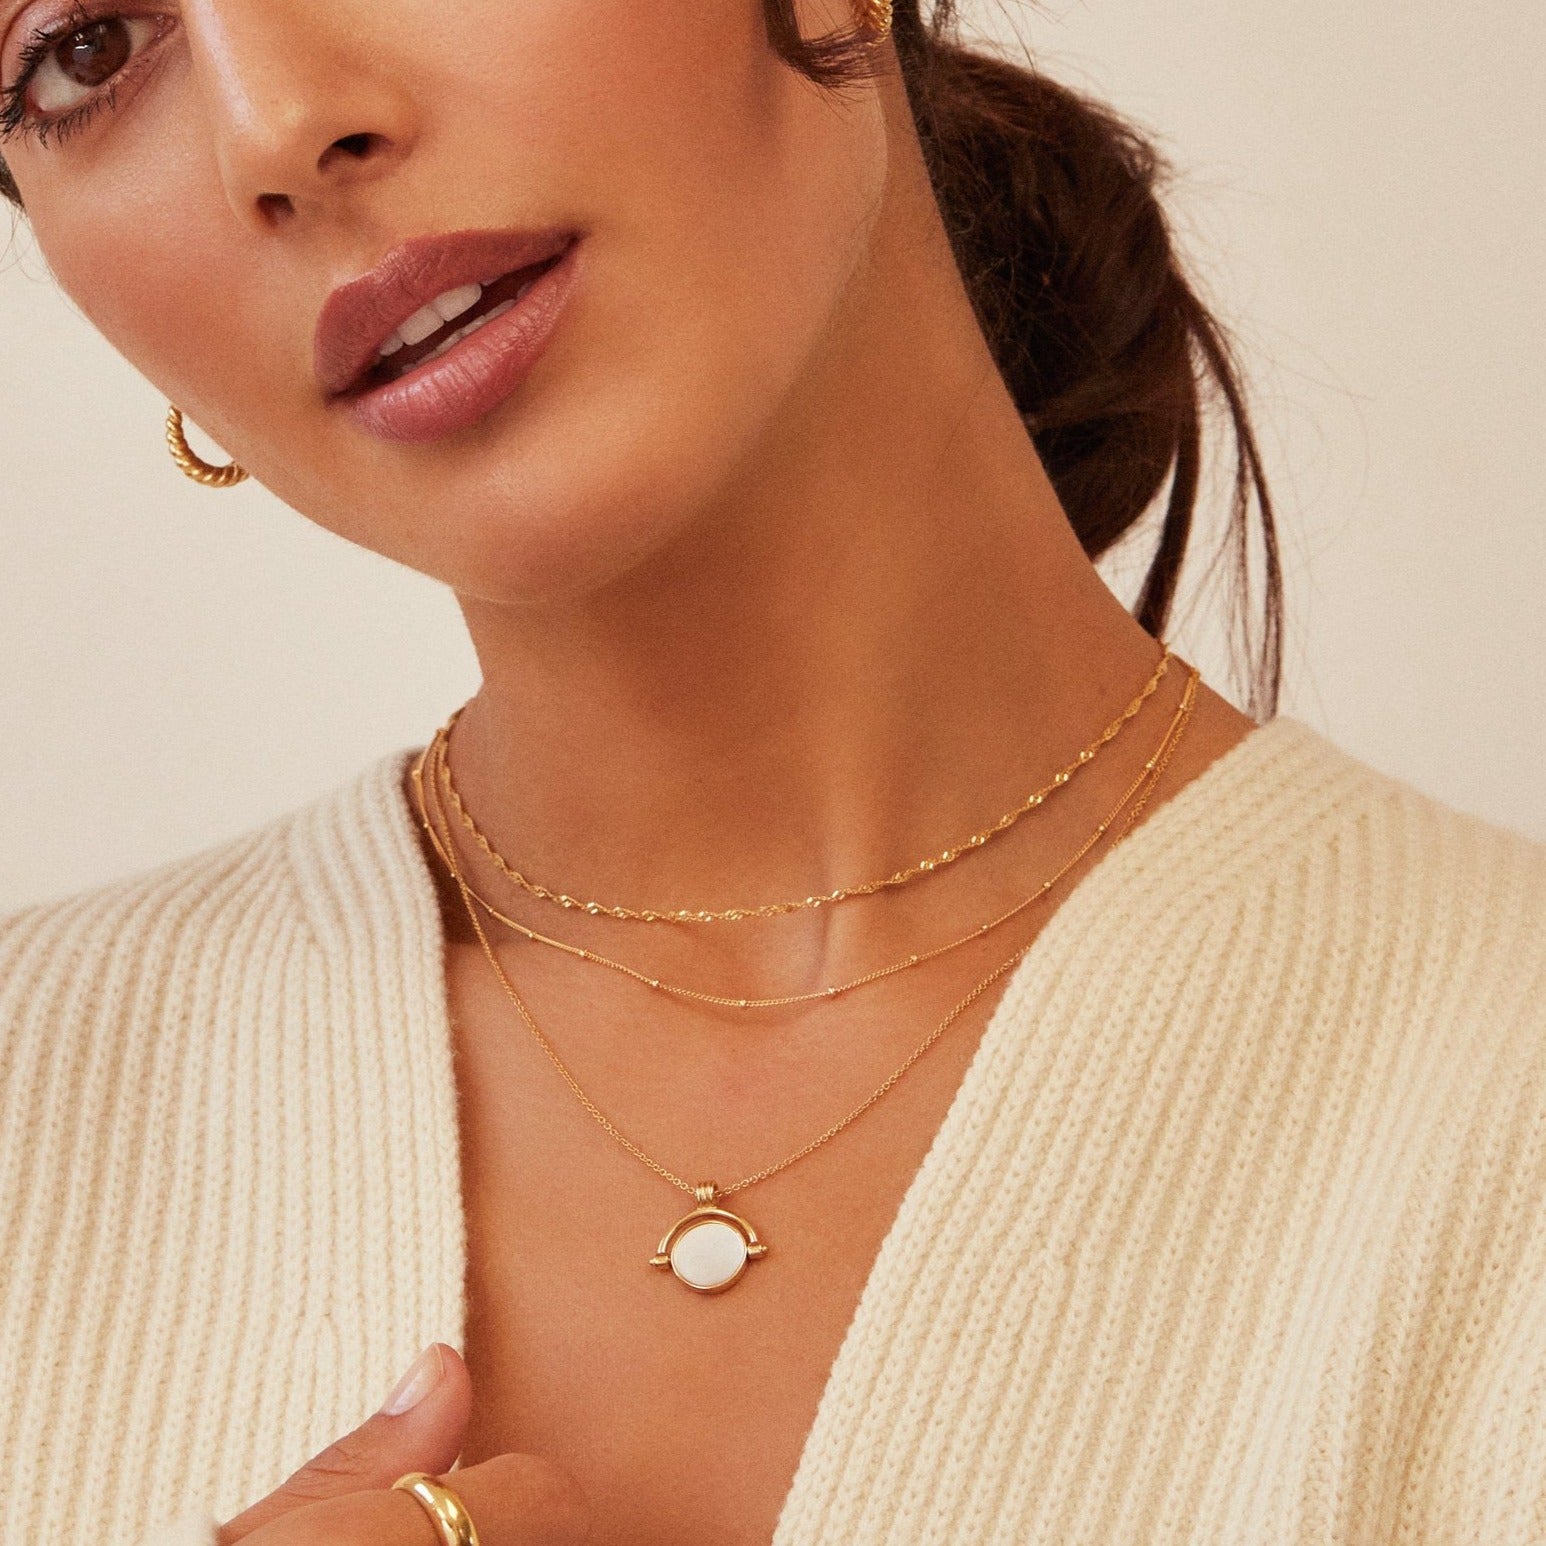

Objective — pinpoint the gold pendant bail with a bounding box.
[693,1181,718,1205]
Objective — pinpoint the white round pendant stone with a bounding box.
[669,1217,750,1291]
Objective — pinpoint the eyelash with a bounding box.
[0,3,162,148]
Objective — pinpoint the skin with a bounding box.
[3,1,1260,1542]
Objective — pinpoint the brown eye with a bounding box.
[29,15,156,116]
[55,21,132,88]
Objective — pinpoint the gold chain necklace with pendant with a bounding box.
[411,662,1198,1293]
[427,645,1173,925]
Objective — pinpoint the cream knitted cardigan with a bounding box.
[3,713,1546,1546]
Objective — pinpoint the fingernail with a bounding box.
[380,1343,444,1415]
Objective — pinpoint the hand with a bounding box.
[216,1343,589,1546]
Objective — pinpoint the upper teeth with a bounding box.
[415,300,519,368]
[374,273,543,367]
[378,282,485,357]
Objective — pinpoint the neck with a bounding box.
[447,449,1161,920]
[439,104,1168,932]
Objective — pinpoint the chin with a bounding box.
[441,488,710,609]
[287,409,738,610]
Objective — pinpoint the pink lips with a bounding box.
[314,226,582,443]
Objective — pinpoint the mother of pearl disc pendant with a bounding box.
[651,1183,768,1294]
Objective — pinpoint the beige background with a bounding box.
[2,0,1542,910]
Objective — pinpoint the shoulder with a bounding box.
[0,745,426,1065]
[0,746,441,1540]
[1233,727,1546,1513]
[1133,712,1546,1102]
[1196,713,1546,1179]
[1180,712,1546,971]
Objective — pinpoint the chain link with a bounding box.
[430,645,1173,925]
[418,663,1189,1009]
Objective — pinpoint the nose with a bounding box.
[180,0,418,229]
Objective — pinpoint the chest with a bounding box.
[442,940,1003,1546]
[417,873,1414,1546]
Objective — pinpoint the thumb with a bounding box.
[218,1342,473,1545]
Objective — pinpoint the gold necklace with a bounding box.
[414,664,1199,1010]
[413,668,1197,1294]
[430,644,1173,924]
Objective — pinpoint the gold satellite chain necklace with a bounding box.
[429,645,1174,924]
[412,661,1199,1293]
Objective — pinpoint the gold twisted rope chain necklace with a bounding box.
[429,644,1173,924]
[416,661,1200,1010]
[412,662,1198,1293]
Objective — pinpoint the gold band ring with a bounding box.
[391,1471,481,1546]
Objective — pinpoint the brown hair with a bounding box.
[3,3,1282,716]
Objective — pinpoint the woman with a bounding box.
[1,2,1542,1544]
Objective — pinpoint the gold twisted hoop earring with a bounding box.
[165,405,249,488]
[857,0,893,38]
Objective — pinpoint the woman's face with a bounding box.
[0,0,891,600]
